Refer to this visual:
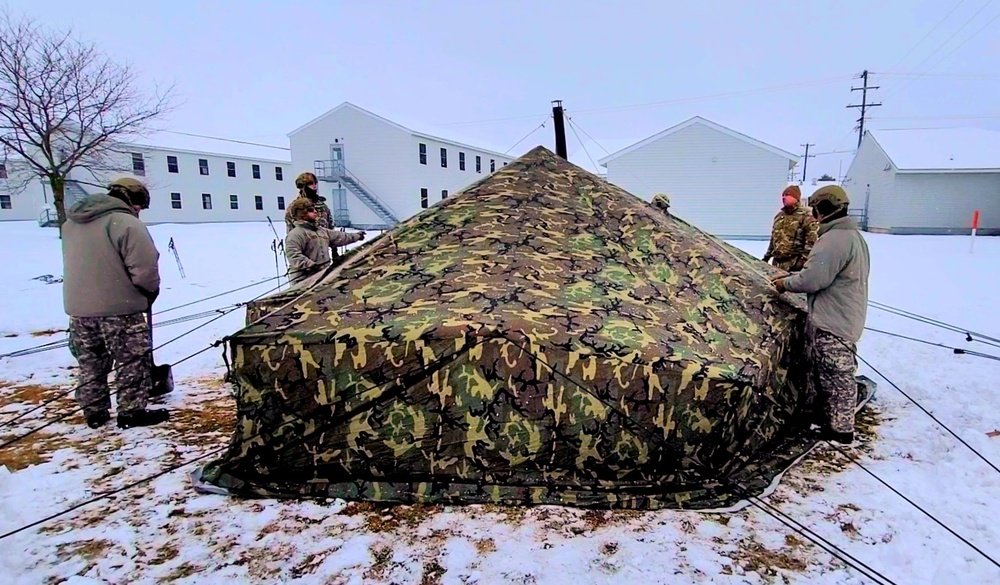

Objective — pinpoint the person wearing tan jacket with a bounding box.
[284,197,365,285]
[772,185,870,446]
[62,177,169,430]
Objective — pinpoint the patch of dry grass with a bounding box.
[734,539,809,577]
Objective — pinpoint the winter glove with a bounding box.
[762,254,771,263]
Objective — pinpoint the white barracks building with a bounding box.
[0,101,513,230]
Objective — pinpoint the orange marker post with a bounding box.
[970,210,980,254]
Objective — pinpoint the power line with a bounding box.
[504,116,551,154]
[434,77,849,128]
[879,0,1000,102]
[885,0,969,72]
[156,130,290,151]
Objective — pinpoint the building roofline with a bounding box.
[896,167,1000,174]
[597,115,801,168]
[288,101,515,160]
[125,142,291,165]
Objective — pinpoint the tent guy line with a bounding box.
[0,280,284,436]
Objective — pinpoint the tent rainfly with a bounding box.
[194,145,872,510]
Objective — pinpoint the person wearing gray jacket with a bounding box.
[62,177,169,430]
[284,197,366,285]
[772,185,870,445]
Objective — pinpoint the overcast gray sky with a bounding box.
[6,0,999,180]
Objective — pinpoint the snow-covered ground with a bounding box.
[1,219,999,585]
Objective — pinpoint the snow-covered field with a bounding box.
[1,219,999,585]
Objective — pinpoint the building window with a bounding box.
[490,159,495,172]
[167,155,178,173]
[459,152,465,171]
[202,193,212,209]
[442,189,448,200]
[131,152,145,176]
[254,195,263,210]
[199,159,210,175]
[503,162,508,166]
[252,164,261,179]
[0,163,7,178]
[227,161,236,177]
[475,156,481,173]
[230,194,239,210]
[440,147,447,168]
[277,196,285,210]
[275,166,283,180]
[420,188,428,208]
[419,143,427,165]
[0,195,11,209]
[170,192,182,209]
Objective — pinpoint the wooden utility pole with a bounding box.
[847,70,881,149]
[551,100,568,159]
[800,143,815,184]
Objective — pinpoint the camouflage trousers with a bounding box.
[806,324,858,434]
[68,312,152,417]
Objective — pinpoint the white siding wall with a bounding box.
[842,134,896,231]
[289,105,513,228]
[113,148,292,225]
[406,135,511,219]
[290,106,412,228]
[887,173,1000,234]
[0,161,47,221]
[605,123,792,239]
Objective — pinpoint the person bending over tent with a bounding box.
[284,198,366,285]
[771,185,870,446]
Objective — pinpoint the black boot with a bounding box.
[823,429,855,446]
[86,411,111,429]
[117,408,170,429]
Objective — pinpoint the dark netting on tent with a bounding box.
[195,145,849,510]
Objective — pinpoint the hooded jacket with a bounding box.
[285,220,364,284]
[780,215,870,343]
[62,194,160,317]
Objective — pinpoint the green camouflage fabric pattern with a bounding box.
[199,146,825,510]
[764,204,819,271]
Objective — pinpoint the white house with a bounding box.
[843,128,1000,235]
[288,102,516,230]
[0,135,294,225]
[597,116,800,239]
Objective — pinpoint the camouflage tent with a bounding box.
[196,146,835,510]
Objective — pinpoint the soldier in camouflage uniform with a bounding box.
[62,178,170,430]
[772,185,870,445]
[763,185,819,272]
[285,198,365,285]
[284,172,333,232]
[651,193,671,216]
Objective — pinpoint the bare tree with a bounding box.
[0,8,175,229]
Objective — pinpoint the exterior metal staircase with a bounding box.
[37,180,90,227]
[314,160,399,230]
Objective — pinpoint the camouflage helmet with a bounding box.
[108,176,150,209]
[295,172,318,190]
[809,185,849,211]
[651,193,671,212]
[288,196,317,221]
